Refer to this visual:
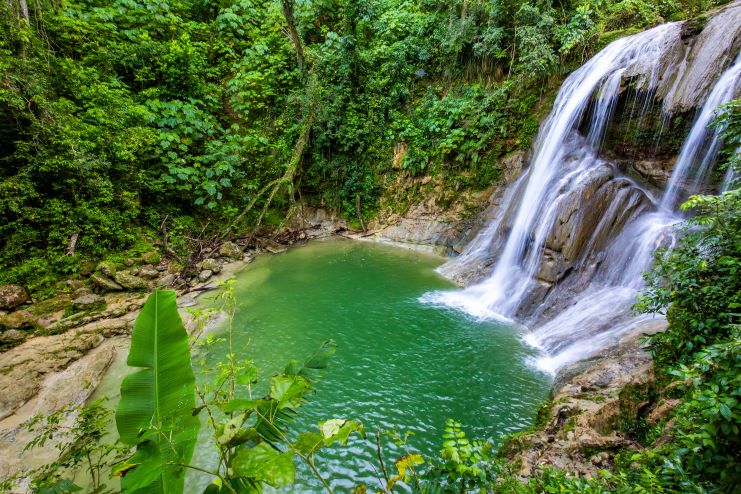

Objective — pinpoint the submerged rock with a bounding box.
[0,285,30,311]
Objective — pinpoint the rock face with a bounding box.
[505,319,667,478]
[0,285,30,311]
[659,2,741,113]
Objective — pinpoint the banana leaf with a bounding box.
[115,289,199,494]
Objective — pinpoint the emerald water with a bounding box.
[188,238,550,492]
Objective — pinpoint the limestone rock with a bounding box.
[0,285,30,310]
[138,265,160,279]
[90,273,123,292]
[114,272,148,290]
[157,274,177,287]
[73,294,105,310]
[201,258,222,274]
[219,241,242,260]
[74,287,93,298]
[96,261,116,278]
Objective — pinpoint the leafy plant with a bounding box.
[115,289,199,494]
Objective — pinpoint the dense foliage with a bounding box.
[1,0,720,291]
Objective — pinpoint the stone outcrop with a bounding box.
[505,319,668,478]
[659,1,741,113]
[0,285,30,311]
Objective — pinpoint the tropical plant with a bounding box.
[114,289,199,493]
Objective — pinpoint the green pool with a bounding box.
[188,238,549,492]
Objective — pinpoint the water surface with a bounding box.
[190,239,549,492]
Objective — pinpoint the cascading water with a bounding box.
[422,16,741,374]
[661,53,741,210]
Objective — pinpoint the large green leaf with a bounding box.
[115,289,199,494]
[231,443,295,488]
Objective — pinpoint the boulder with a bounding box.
[66,279,85,291]
[96,261,116,278]
[157,274,177,287]
[198,270,213,282]
[138,265,160,279]
[0,310,37,330]
[90,273,123,292]
[74,287,93,298]
[114,272,148,291]
[73,294,106,310]
[219,241,242,260]
[0,285,30,310]
[123,258,135,267]
[201,258,222,274]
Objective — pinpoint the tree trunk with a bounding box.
[281,0,306,73]
[18,0,29,21]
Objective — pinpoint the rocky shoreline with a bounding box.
[0,213,345,483]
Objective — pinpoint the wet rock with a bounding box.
[73,294,105,310]
[201,258,222,274]
[198,270,213,282]
[0,310,37,330]
[659,3,741,112]
[114,272,148,291]
[0,285,30,311]
[96,261,116,278]
[90,273,123,292]
[138,265,160,279]
[266,243,287,254]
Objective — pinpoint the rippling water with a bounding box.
[185,238,549,492]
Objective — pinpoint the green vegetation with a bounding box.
[0,0,720,291]
[2,0,739,493]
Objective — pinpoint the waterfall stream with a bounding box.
[422,17,741,373]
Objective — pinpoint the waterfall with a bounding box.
[422,19,740,373]
[661,53,741,210]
